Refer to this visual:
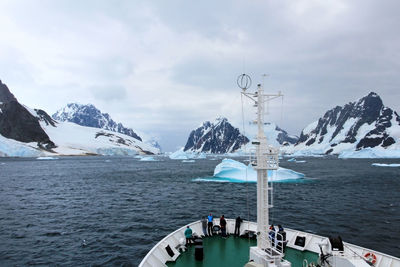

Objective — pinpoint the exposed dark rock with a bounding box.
[184,118,249,154]
[34,109,57,127]
[0,80,17,103]
[306,138,316,146]
[0,101,55,149]
[275,125,298,144]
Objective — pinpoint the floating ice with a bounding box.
[287,158,296,162]
[182,159,195,163]
[169,149,191,159]
[37,157,58,160]
[295,160,306,163]
[169,148,206,160]
[211,158,305,183]
[139,156,158,161]
[372,163,400,167]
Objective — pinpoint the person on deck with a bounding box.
[201,216,208,236]
[220,215,227,237]
[277,224,286,251]
[234,216,243,236]
[184,226,193,246]
[269,225,276,246]
[207,213,213,236]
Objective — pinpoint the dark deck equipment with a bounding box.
[194,245,204,261]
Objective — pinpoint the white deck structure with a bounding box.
[139,219,400,267]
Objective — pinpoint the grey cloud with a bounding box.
[1,0,400,151]
[89,85,127,102]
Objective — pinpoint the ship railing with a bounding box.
[249,147,279,170]
[257,232,286,259]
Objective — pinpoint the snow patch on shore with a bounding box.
[339,148,400,159]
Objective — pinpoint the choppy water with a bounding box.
[0,156,399,266]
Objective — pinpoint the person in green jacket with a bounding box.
[184,226,193,246]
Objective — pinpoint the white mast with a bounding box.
[238,74,282,258]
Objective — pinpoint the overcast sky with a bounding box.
[1,0,399,151]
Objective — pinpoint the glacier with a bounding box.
[338,148,400,159]
[0,134,43,157]
[209,158,305,183]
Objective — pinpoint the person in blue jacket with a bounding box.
[207,213,213,236]
[184,226,193,246]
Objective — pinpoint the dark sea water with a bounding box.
[0,156,399,266]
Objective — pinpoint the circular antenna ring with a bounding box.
[237,74,252,91]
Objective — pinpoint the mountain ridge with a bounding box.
[52,103,142,141]
[291,91,400,155]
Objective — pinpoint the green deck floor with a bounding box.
[166,235,319,267]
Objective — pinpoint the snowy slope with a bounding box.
[284,92,400,156]
[41,120,159,156]
[52,103,162,151]
[52,103,142,141]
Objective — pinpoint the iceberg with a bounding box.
[37,157,58,160]
[372,163,400,167]
[211,158,305,183]
[169,148,191,159]
[139,156,158,161]
[169,148,207,160]
[339,148,400,159]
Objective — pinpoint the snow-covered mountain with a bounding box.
[183,117,297,154]
[287,92,400,156]
[184,117,249,154]
[53,103,162,151]
[0,80,160,157]
[52,103,142,141]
